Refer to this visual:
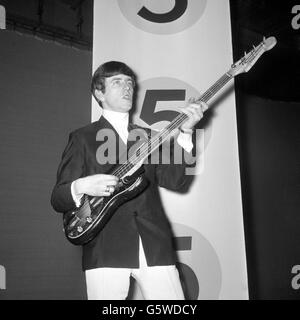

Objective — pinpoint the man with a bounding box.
[51,61,206,300]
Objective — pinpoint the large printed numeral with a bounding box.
[140,89,185,126]
[138,0,188,23]
[174,236,199,299]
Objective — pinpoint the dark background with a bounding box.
[0,0,299,299]
[230,0,300,299]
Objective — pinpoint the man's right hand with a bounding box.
[73,174,119,197]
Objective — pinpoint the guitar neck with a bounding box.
[146,72,234,146]
[113,71,233,179]
[196,72,233,104]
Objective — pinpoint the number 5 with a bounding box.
[140,89,185,126]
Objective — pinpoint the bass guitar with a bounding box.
[63,36,277,245]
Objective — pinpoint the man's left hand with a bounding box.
[179,98,208,132]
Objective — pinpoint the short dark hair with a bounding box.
[91,61,137,106]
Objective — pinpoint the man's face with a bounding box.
[96,74,135,113]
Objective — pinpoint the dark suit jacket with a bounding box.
[51,116,195,271]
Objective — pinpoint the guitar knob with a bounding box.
[122,177,130,185]
[77,226,83,233]
[86,217,92,223]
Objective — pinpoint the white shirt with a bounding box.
[102,109,129,143]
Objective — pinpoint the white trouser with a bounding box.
[85,238,184,300]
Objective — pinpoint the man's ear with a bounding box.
[94,89,105,102]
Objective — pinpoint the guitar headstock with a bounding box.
[229,36,277,77]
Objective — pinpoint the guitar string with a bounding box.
[198,74,232,103]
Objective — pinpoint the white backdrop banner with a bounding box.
[92,0,248,300]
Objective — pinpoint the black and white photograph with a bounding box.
[0,0,299,310]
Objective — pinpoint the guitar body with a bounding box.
[63,166,149,245]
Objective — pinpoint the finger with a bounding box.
[185,102,200,112]
[187,104,200,114]
[104,185,115,192]
[180,107,193,116]
[189,102,200,108]
[187,105,202,119]
[96,186,113,197]
[189,101,208,114]
[100,179,118,186]
[100,185,114,192]
[91,186,111,197]
[188,97,197,104]
[101,174,119,181]
[108,186,115,193]
[96,174,119,182]
[180,104,203,121]
[200,102,209,112]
